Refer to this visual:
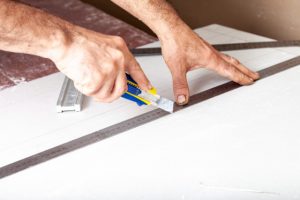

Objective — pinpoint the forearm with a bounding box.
[110,0,190,42]
[0,0,73,61]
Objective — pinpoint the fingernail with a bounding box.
[255,72,260,79]
[177,95,186,105]
[247,78,255,85]
[248,78,254,84]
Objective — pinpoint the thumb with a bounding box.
[126,61,152,91]
[172,70,189,105]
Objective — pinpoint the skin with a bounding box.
[0,0,259,105]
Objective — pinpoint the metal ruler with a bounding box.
[130,40,300,56]
[1,41,300,179]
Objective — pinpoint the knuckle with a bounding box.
[83,85,99,96]
[98,90,111,99]
[113,83,127,99]
[170,63,187,75]
[82,78,105,96]
[81,87,96,96]
[113,36,126,48]
[220,63,231,75]
[206,52,224,69]
[235,73,245,83]
[112,49,125,62]
[101,61,118,74]
[173,80,188,90]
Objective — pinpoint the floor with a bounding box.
[0,24,300,199]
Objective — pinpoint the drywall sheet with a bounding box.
[0,25,300,199]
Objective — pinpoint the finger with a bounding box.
[74,78,103,97]
[234,62,260,80]
[222,54,260,80]
[171,68,189,105]
[126,60,152,91]
[92,73,116,102]
[107,72,128,102]
[207,55,254,85]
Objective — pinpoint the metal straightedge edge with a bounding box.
[130,40,300,56]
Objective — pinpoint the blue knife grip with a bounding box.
[127,83,141,95]
[122,93,146,106]
[121,73,146,106]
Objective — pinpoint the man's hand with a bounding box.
[0,0,151,103]
[161,27,259,105]
[56,27,151,102]
[111,0,260,105]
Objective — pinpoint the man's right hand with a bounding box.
[0,0,151,103]
[56,27,152,103]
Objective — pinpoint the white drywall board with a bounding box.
[0,24,300,199]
